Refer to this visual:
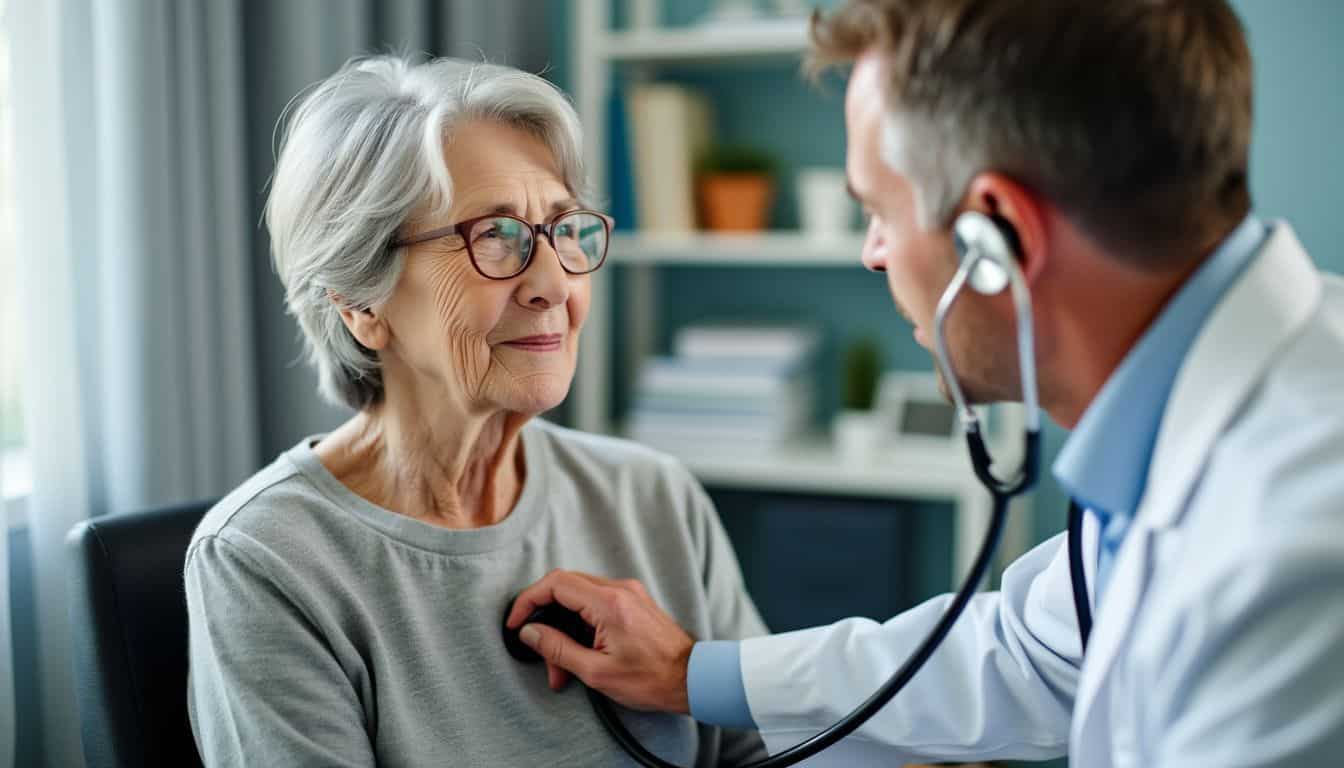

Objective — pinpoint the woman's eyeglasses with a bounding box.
[391,209,614,280]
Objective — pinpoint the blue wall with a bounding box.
[1236,0,1344,270]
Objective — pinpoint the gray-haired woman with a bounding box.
[185,55,767,766]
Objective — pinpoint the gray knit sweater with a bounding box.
[186,419,768,767]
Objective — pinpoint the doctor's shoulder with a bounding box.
[1192,273,1344,530]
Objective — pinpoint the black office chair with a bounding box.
[66,500,215,768]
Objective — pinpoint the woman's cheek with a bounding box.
[425,265,494,393]
[567,278,591,334]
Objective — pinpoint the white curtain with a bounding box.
[10,1,258,765]
[1,3,17,761]
[0,514,9,768]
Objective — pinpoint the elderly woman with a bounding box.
[185,55,767,766]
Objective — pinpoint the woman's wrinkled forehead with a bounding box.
[449,179,579,223]
[443,121,574,216]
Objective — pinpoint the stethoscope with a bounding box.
[572,211,1093,766]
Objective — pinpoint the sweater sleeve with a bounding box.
[185,534,375,768]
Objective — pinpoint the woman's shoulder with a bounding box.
[527,418,697,488]
[525,419,716,535]
[188,443,349,569]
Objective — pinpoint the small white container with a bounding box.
[833,409,883,464]
[796,167,855,240]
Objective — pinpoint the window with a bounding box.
[0,0,28,528]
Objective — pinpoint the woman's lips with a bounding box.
[501,333,564,352]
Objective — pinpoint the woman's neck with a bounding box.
[318,399,528,529]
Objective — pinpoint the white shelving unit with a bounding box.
[647,432,1030,582]
[569,2,1029,585]
[601,17,812,63]
[612,232,866,266]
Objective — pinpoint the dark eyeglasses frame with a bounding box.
[390,208,615,280]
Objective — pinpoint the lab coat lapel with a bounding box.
[1139,223,1321,530]
[1069,223,1322,757]
[1069,524,1154,760]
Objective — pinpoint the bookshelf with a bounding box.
[612,232,867,266]
[568,1,1030,584]
[569,1,843,437]
[600,17,811,63]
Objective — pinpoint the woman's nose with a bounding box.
[517,237,571,309]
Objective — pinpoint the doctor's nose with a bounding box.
[861,219,887,272]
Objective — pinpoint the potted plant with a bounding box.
[696,144,776,231]
[833,337,884,462]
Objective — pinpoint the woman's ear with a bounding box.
[329,290,390,351]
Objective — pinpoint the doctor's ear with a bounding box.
[329,290,390,351]
[959,173,1050,285]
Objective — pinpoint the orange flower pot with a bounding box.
[698,173,774,231]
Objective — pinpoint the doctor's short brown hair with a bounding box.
[809,0,1253,265]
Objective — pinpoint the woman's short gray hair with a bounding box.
[266,55,589,410]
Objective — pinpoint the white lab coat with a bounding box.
[740,223,1344,767]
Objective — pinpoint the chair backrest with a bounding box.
[66,500,215,768]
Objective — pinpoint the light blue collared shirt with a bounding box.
[1053,214,1266,602]
[687,215,1269,730]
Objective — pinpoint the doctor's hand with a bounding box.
[506,569,695,715]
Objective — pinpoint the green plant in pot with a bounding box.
[842,337,882,411]
[834,337,884,461]
[696,144,777,232]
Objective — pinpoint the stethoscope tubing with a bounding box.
[589,480,1016,768]
[590,450,1094,768]
[1067,500,1094,652]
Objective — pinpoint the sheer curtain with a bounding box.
[10,1,258,765]
[7,1,546,765]
[1,3,16,764]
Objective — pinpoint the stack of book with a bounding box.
[628,325,819,454]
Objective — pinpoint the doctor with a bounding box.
[508,0,1344,764]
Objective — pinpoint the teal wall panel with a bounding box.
[1235,0,1344,272]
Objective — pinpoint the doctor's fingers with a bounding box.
[519,622,602,681]
[506,569,623,628]
[545,661,572,691]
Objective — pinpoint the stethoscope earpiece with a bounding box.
[936,207,1041,436]
[952,211,1018,296]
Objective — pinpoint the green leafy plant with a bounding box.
[841,337,883,411]
[696,144,777,177]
